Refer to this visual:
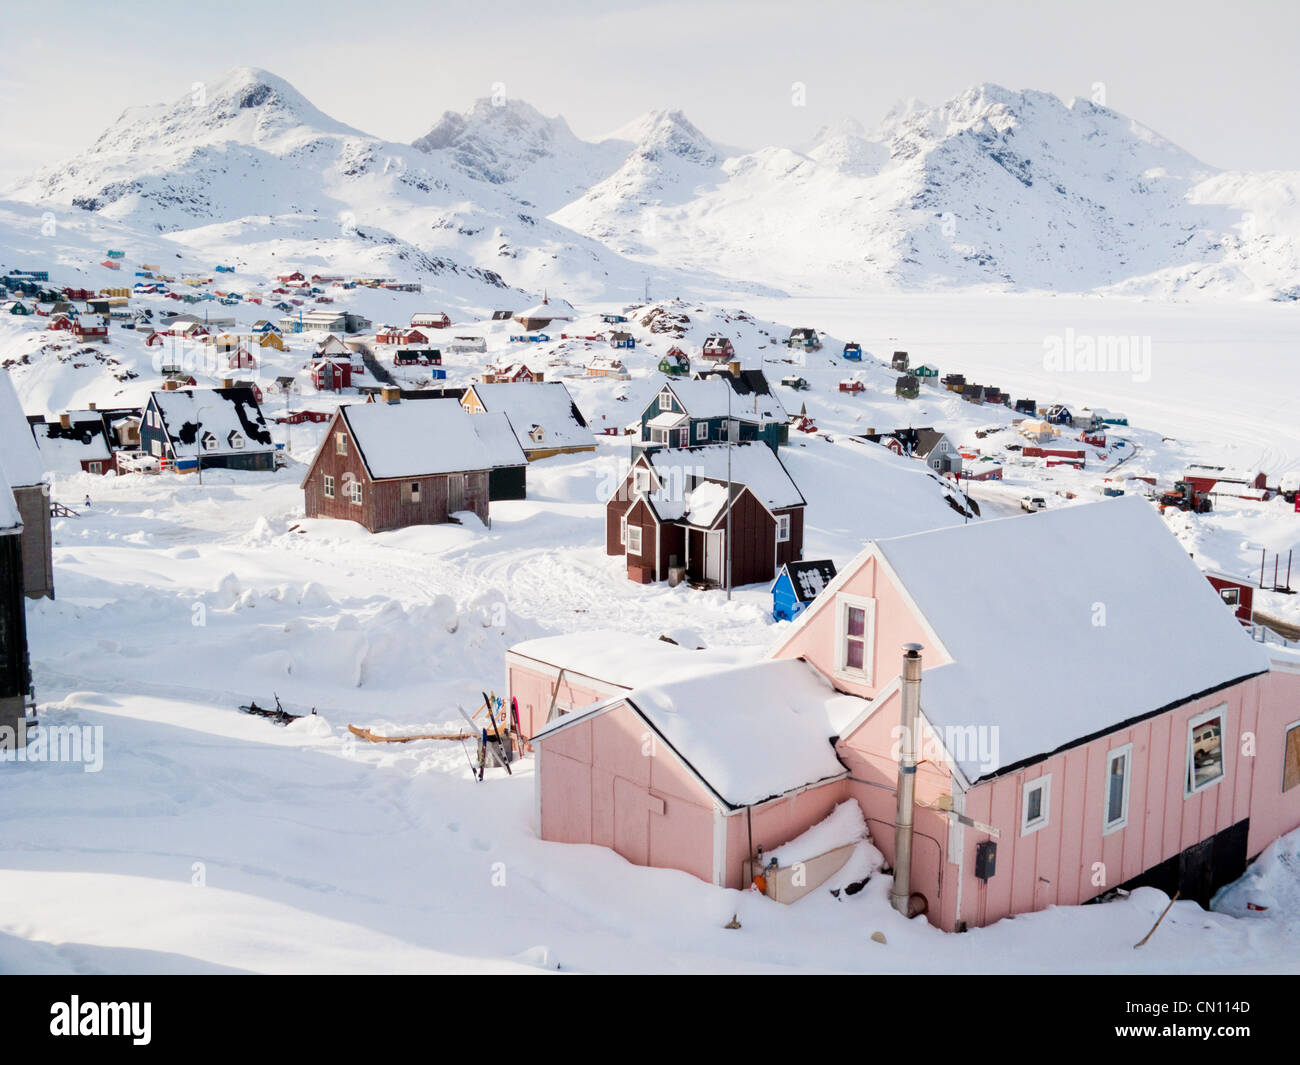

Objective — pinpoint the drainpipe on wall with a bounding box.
[890,643,924,917]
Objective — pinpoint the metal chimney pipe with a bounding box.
[890,643,924,916]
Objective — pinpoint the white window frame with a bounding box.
[776,513,791,543]
[633,468,651,496]
[229,432,245,450]
[658,391,673,412]
[350,480,363,506]
[619,515,627,546]
[201,432,219,452]
[1021,774,1051,836]
[323,474,334,498]
[627,525,643,555]
[1185,705,1227,798]
[833,593,875,684]
[335,432,348,456]
[1103,743,1133,835]
[406,481,422,505]
[695,421,707,442]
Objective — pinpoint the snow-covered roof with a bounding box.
[467,382,592,453]
[642,442,805,520]
[663,375,786,424]
[536,658,861,808]
[516,297,576,320]
[340,399,525,480]
[149,387,274,459]
[32,414,112,471]
[507,631,756,693]
[0,370,46,487]
[865,496,1271,782]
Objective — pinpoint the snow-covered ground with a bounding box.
[2,227,1299,972]
[2,460,1297,974]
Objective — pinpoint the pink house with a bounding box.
[528,497,1300,930]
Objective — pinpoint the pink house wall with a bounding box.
[952,675,1283,929]
[1247,666,1300,855]
[768,553,950,699]
[536,702,719,884]
[835,686,959,928]
[723,781,849,890]
[507,660,625,741]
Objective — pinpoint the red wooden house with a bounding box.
[376,326,429,346]
[1205,573,1255,626]
[73,315,109,341]
[227,347,258,370]
[605,442,806,586]
[311,359,353,392]
[411,312,451,329]
[300,393,526,533]
[701,335,735,361]
[276,271,305,283]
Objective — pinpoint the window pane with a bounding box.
[1189,716,1224,791]
[845,639,864,670]
[1108,754,1126,823]
[847,606,865,637]
[1027,788,1042,823]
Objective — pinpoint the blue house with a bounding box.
[634,370,789,458]
[771,559,838,621]
[140,386,277,473]
[843,342,862,361]
[609,331,636,349]
[601,313,629,324]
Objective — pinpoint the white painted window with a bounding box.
[1185,707,1226,796]
[695,421,707,442]
[350,480,363,506]
[658,391,673,412]
[335,432,348,456]
[1022,775,1051,835]
[833,594,875,682]
[201,432,219,452]
[229,432,244,450]
[776,513,791,543]
[627,525,642,555]
[323,474,334,498]
[619,515,627,546]
[633,468,651,496]
[1104,744,1133,834]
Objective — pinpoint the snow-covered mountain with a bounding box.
[9,71,1300,301]
[6,68,715,305]
[554,84,1300,299]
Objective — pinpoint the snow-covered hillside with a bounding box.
[10,70,1300,301]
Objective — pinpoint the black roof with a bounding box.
[780,559,838,602]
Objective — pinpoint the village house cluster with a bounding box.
[3,249,1299,944]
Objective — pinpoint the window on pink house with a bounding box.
[834,594,875,683]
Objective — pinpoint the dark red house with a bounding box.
[311,359,353,392]
[301,392,526,534]
[605,442,806,587]
[1205,572,1255,626]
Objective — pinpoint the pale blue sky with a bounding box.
[2,0,1297,183]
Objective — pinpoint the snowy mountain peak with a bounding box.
[412,97,582,185]
[619,109,720,168]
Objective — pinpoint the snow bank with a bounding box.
[766,798,870,868]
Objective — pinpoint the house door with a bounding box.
[447,474,466,513]
[704,531,724,584]
[612,776,650,867]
